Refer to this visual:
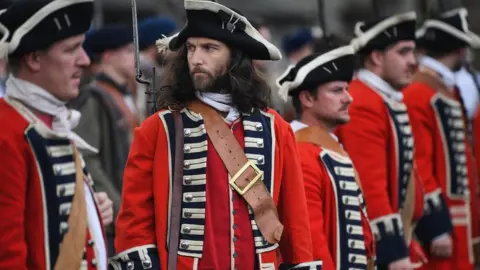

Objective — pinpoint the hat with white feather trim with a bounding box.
[351,11,417,54]
[416,8,480,52]
[156,0,281,61]
[0,0,93,58]
[276,45,355,101]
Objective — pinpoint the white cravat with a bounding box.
[5,75,97,153]
[357,69,404,101]
[195,91,240,123]
[290,120,308,133]
[420,56,456,89]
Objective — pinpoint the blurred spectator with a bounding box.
[282,27,322,65]
[137,16,176,119]
[69,24,137,256]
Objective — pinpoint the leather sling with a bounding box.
[54,147,88,270]
[168,111,184,270]
[188,101,284,244]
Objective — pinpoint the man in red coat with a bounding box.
[336,11,426,270]
[403,8,480,270]
[277,42,375,270]
[109,1,322,269]
[0,0,113,269]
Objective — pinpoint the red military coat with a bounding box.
[110,106,322,270]
[0,97,105,269]
[295,125,375,270]
[336,71,425,267]
[404,68,480,270]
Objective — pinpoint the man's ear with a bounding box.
[23,51,42,72]
[298,90,315,109]
[370,50,385,68]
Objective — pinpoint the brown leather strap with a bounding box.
[413,70,454,98]
[168,111,184,270]
[295,126,347,156]
[188,101,283,244]
[401,171,415,244]
[54,147,88,270]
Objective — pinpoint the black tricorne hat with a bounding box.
[0,0,93,58]
[276,45,355,101]
[156,0,281,61]
[416,8,480,52]
[351,11,417,54]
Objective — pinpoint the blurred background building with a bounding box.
[96,0,479,67]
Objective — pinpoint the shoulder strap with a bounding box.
[188,101,283,244]
[54,147,88,269]
[168,111,184,270]
[295,126,347,156]
[413,70,454,98]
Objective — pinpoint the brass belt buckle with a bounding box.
[229,160,263,195]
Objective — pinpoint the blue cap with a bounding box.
[83,24,133,56]
[138,17,176,50]
[282,28,315,56]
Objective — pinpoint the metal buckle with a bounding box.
[229,160,263,195]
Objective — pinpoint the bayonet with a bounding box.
[131,0,157,116]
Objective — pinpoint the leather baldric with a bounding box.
[187,101,284,244]
[168,111,184,270]
[54,147,88,270]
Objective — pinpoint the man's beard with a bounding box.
[191,69,231,94]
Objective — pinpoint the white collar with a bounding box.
[420,56,456,89]
[357,69,404,101]
[195,91,240,123]
[5,75,97,153]
[290,120,308,133]
[290,120,339,141]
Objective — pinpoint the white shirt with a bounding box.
[357,69,403,101]
[290,120,339,141]
[455,66,480,119]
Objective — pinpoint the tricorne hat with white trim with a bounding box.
[276,45,355,101]
[416,8,480,51]
[156,0,281,61]
[0,0,94,58]
[351,11,417,54]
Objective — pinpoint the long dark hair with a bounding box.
[156,44,271,113]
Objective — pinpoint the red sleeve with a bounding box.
[470,107,480,244]
[338,98,393,219]
[338,92,408,265]
[404,84,452,243]
[0,135,28,269]
[277,125,320,267]
[405,86,440,195]
[115,116,159,251]
[297,143,335,270]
